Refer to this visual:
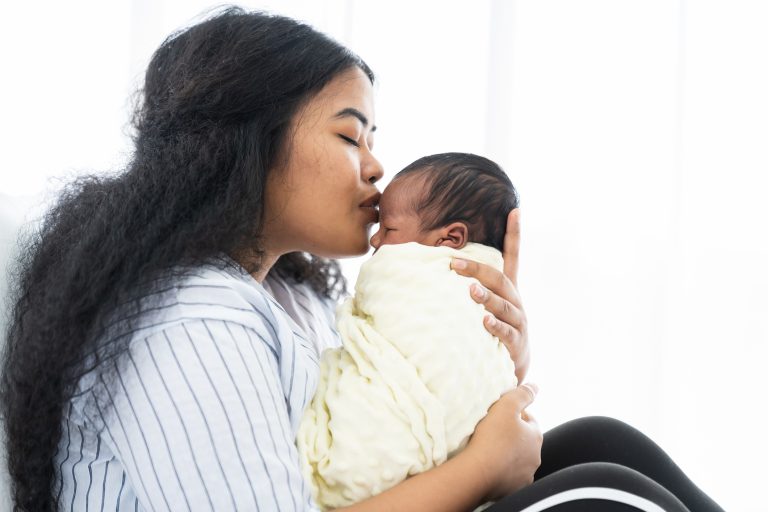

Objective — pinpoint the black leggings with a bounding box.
[485,417,725,511]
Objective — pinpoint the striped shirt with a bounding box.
[54,260,341,511]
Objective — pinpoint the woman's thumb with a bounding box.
[518,383,539,405]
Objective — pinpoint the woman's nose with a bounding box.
[364,153,384,184]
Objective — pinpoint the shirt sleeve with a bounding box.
[95,317,315,511]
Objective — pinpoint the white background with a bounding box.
[1,1,766,510]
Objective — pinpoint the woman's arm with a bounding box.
[102,280,538,511]
[452,209,530,383]
[99,318,314,510]
[339,384,542,512]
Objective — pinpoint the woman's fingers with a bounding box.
[483,314,524,358]
[517,382,538,404]
[469,382,542,500]
[473,283,524,326]
[503,209,521,287]
[482,311,522,338]
[494,383,538,417]
[514,384,541,436]
[451,224,530,382]
[452,258,521,307]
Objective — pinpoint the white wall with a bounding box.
[1,1,766,509]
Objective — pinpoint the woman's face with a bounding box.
[264,67,383,258]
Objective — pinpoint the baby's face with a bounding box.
[369,177,435,252]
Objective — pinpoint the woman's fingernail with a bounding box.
[472,284,487,300]
[452,258,467,270]
[485,315,497,327]
[523,382,539,396]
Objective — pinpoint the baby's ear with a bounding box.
[435,222,468,249]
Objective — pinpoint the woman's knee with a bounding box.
[491,462,690,512]
[559,415,638,434]
[544,416,645,449]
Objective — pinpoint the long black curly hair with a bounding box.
[1,7,372,511]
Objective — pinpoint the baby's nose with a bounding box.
[370,229,381,250]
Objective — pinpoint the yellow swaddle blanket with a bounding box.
[297,242,517,510]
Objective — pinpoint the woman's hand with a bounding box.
[451,209,530,382]
[464,383,543,501]
[339,383,542,512]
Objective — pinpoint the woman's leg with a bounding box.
[534,416,724,512]
[485,461,691,511]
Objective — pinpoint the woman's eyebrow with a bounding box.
[332,107,377,132]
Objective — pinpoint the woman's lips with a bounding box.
[360,206,379,223]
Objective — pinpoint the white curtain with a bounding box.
[2,1,765,509]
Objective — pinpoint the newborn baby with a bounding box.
[297,153,519,510]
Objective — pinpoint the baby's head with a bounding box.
[370,152,518,252]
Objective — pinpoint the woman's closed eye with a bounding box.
[338,134,360,147]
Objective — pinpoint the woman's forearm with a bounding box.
[334,385,542,512]
[336,448,489,512]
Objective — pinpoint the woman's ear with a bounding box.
[434,222,468,249]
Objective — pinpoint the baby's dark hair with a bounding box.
[395,152,519,252]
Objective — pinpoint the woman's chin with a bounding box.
[312,238,371,259]
[343,240,372,258]
[341,231,374,257]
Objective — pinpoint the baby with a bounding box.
[297,152,520,510]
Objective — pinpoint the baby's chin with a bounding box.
[371,241,417,255]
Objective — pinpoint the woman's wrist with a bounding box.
[337,448,490,512]
[456,441,496,504]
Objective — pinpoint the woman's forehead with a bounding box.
[308,67,375,121]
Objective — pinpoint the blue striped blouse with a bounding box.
[54,260,341,511]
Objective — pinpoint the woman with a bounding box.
[1,8,723,512]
